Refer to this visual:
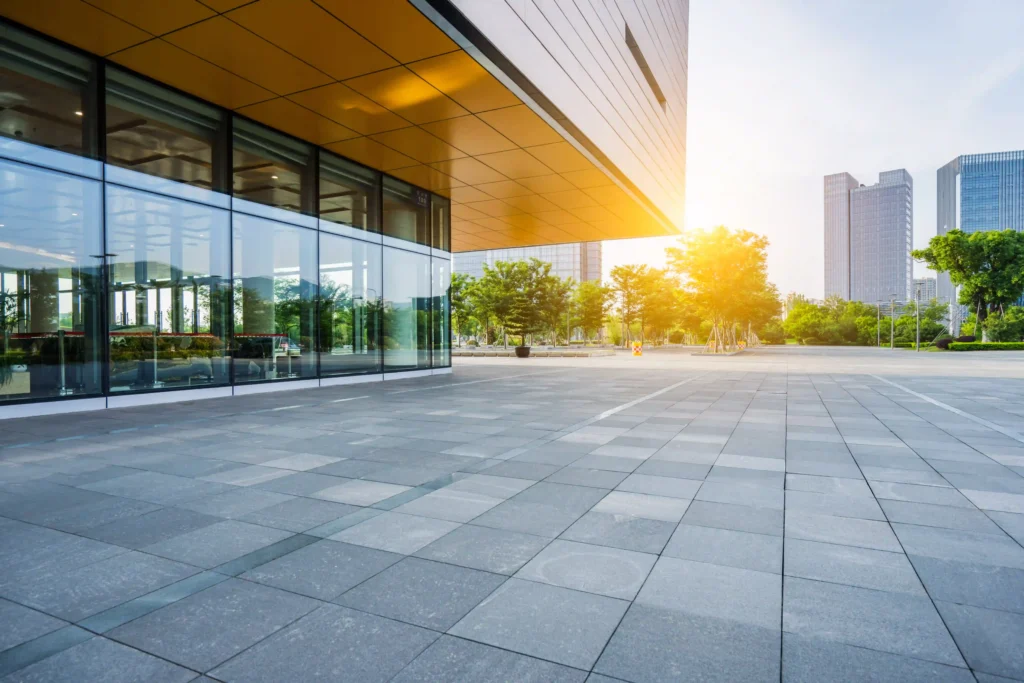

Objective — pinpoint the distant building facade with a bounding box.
[913,277,937,301]
[937,150,1024,305]
[454,242,603,283]
[824,170,913,303]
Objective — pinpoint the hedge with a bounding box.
[948,342,1024,351]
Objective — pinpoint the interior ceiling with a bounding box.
[2,0,679,252]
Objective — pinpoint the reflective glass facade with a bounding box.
[0,22,450,410]
[960,151,1024,235]
[455,242,602,283]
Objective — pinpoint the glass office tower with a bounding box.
[0,23,451,414]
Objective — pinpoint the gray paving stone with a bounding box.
[783,538,925,595]
[242,539,400,600]
[782,632,975,683]
[478,461,561,480]
[546,467,629,489]
[784,474,871,497]
[681,500,783,536]
[596,604,780,683]
[445,474,535,499]
[785,489,885,520]
[783,576,965,667]
[252,472,348,496]
[2,636,195,683]
[880,498,1005,534]
[176,488,294,518]
[592,492,690,522]
[415,524,550,575]
[143,520,292,569]
[394,488,502,522]
[0,598,66,652]
[663,524,782,573]
[633,460,710,480]
[695,481,784,510]
[870,481,973,508]
[910,555,1024,614]
[337,557,505,630]
[636,557,781,629]
[237,497,359,532]
[2,551,198,622]
[614,473,701,499]
[937,601,1024,680]
[515,539,656,600]
[391,635,586,682]
[81,471,231,506]
[450,578,628,670]
[209,604,438,683]
[560,510,675,554]
[110,578,320,672]
[891,523,1024,569]
[27,496,161,534]
[784,510,902,551]
[330,511,459,554]
[471,500,589,537]
[81,507,221,549]
[569,455,641,473]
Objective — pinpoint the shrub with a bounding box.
[802,337,829,345]
[955,335,976,343]
[466,339,478,347]
[668,330,685,344]
[949,342,1024,351]
[935,337,952,350]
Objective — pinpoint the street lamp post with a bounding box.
[890,296,895,351]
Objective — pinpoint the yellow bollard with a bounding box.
[632,341,643,357]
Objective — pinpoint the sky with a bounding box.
[603,0,1024,298]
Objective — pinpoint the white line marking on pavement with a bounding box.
[562,374,705,433]
[330,396,368,403]
[870,374,1024,445]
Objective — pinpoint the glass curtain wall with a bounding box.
[0,20,452,407]
[318,233,382,376]
[232,214,317,383]
[106,186,230,393]
[383,248,432,371]
[0,160,103,402]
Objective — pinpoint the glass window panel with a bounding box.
[382,247,430,371]
[106,186,230,393]
[319,151,379,233]
[431,194,450,251]
[0,159,103,402]
[318,233,381,376]
[233,117,314,215]
[232,214,317,383]
[0,23,96,158]
[382,177,430,246]
[431,257,450,368]
[105,68,225,192]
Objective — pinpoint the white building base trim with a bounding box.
[383,369,434,381]
[319,374,384,387]
[233,379,321,396]
[0,397,106,421]
[107,386,232,409]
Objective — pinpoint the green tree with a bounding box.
[450,272,473,347]
[572,280,613,342]
[913,229,1024,329]
[610,264,649,346]
[536,268,574,344]
[983,306,1024,342]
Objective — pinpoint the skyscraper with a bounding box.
[824,172,860,299]
[455,242,602,283]
[936,151,1024,304]
[823,170,913,303]
[913,277,937,302]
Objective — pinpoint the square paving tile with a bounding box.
[545,467,629,489]
[110,578,320,672]
[4,636,196,683]
[936,600,1024,680]
[143,520,292,569]
[695,481,784,510]
[445,474,536,499]
[910,555,1024,614]
[782,632,974,683]
[0,596,66,651]
[242,540,400,600]
[198,465,292,487]
[681,500,783,536]
[470,500,589,538]
[615,473,701,499]
[891,523,1024,569]
[782,576,964,667]
[209,604,438,683]
[313,480,411,506]
[237,497,358,533]
[560,510,676,554]
[391,635,586,682]
[415,524,550,575]
[784,511,902,552]
[596,604,781,683]
[636,557,781,629]
[592,491,690,522]
[336,557,505,630]
[176,488,293,519]
[394,488,503,522]
[81,508,221,549]
[261,454,343,471]
[783,538,925,595]
[520,532,658,599]
[449,578,628,671]
[663,524,782,573]
[330,511,459,554]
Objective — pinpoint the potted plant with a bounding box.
[507,294,539,358]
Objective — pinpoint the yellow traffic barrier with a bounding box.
[632,341,643,357]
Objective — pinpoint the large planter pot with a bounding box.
[514,346,531,358]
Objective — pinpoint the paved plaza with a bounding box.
[1,347,1024,682]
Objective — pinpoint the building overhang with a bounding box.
[2,0,680,252]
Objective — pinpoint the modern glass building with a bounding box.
[824,169,913,303]
[936,151,1024,308]
[0,1,687,417]
[454,242,602,283]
